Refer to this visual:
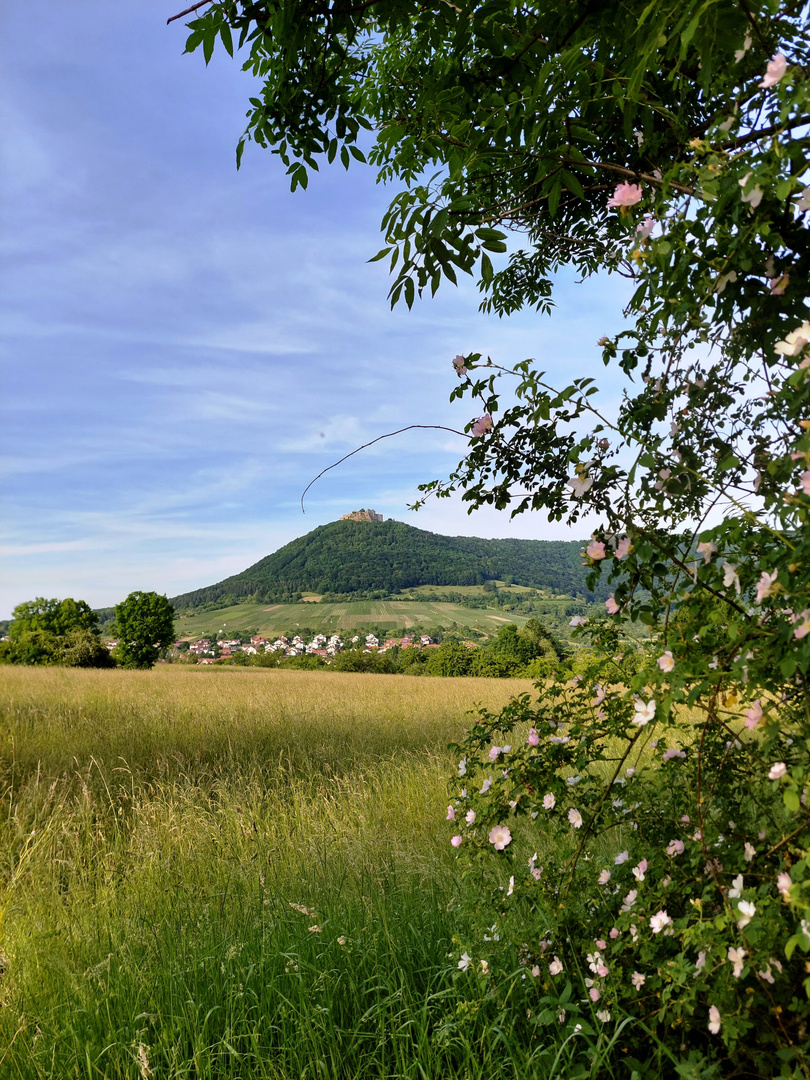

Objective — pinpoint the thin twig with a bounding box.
[300,424,468,512]
[167,1,214,25]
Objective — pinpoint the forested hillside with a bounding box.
[170,519,608,609]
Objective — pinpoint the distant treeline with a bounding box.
[170,519,611,610]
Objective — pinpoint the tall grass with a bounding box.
[0,668,630,1079]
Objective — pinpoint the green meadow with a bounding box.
[173,598,536,641]
[0,667,618,1080]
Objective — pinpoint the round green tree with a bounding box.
[112,592,175,669]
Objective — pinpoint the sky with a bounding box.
[0,1,633,618]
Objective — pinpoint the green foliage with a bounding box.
[112,591,175,669]
[170,519,608,609]
[0,597,111,667]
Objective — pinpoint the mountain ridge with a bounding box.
[169,518,609,609]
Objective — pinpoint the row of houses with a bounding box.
[184,631,442,664]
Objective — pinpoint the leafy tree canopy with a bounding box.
[0,597,112,668]
[113,592,175,670]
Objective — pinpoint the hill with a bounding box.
[170,519,609,610]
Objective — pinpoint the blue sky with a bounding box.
[0,1,632,618]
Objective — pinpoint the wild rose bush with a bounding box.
[436,23,810,1075]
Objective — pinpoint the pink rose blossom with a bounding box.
[728,946,746,977]
[614,850,629,865]
[608,182,643,208]
[744,700,763,729]
[615,536,632,559]
[568,808,583,829]
[666,839,685,857]
[471,414,493,437]
[756,570,779,603]
[452,354,468,376]
[543,793,556,810]
[451,835,463,848]
[609,927,620,939]
[777,872,792,898]
[632,859,648,882]
[549,957,563,976]
[793,610,810,639]
[488,824,512,850]
[769,273,790,296]
[650,910,672,934]
[657,651,675,672]
[531,965,540,977]
[631,971,646,990]
[636,217,654,240]
[768,762,787,780]
[759,52,788,88]
[527,728,540,746]
[595,939,606,950]
[696,540,716,564]
[589,986,601,1002]
[605,595,620,614]
[598,869,611,885]
[632,699,656,726]
[744,842,756,862]
[465,810,476,825]
[709,1005,721,1034]
[446,805,455,820]
[586,539,606,560]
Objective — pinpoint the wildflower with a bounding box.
[465,810,476,826]
[568,808,583,829]
[609,927,620,939]
[636,216,654,239]
[446,805,456,821]
[744,700,763,729]
[768,762,787,780]
[632,699,656,726]
[621,890,638,912]
[759,966,775,984]
[770,272,790,295]
[759,53,788,88]
[728,875,744,898]
[458,952,471,971]
[308,925,323,933]
[480,959,489,974]
[337,936,347,946]
[506,876,515,897]
[549,957,563,976]
[650,910,672,934]
[667,839,685,857]
[458,758,467,777]
[531,965,540,977]
[774,322,810,356]
[586,539,606,560]
[569,615,588,627]
[697,541,716,563]
[527,728,540,746]
[756,570,778,603]
[593,685,606,706]
[451,835,463,848]
[568,475,594,498]
[598,869,611,885]
[632,859,648,882]
[489,745,503,761]
[615,850,630,865]
[714,270,737,294]
[777,872,792,898]
[694,952,707,975]
[471,414,493,436]
[489,824,512,851]
[480,777,493,793]
[728,946,746,977]
[657,651,675,672]
[452,354,468,376]
[596,1009,611,1023]
[566,774,580,785]
[551,735,571,745]
[605,595,620,614]
[739,175,763,208]
[589,986,601,1002]
[608,182,643,208]
[543,793,556,810]
[631,971,646,990]
[723,563,741,593]
[737,900,756,929]
[615,536,633,560]
[708,1005,721,1034]
[793,610,810,639]
[744,842,756,862]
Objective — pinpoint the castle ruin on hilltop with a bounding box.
[340,509,384,523]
